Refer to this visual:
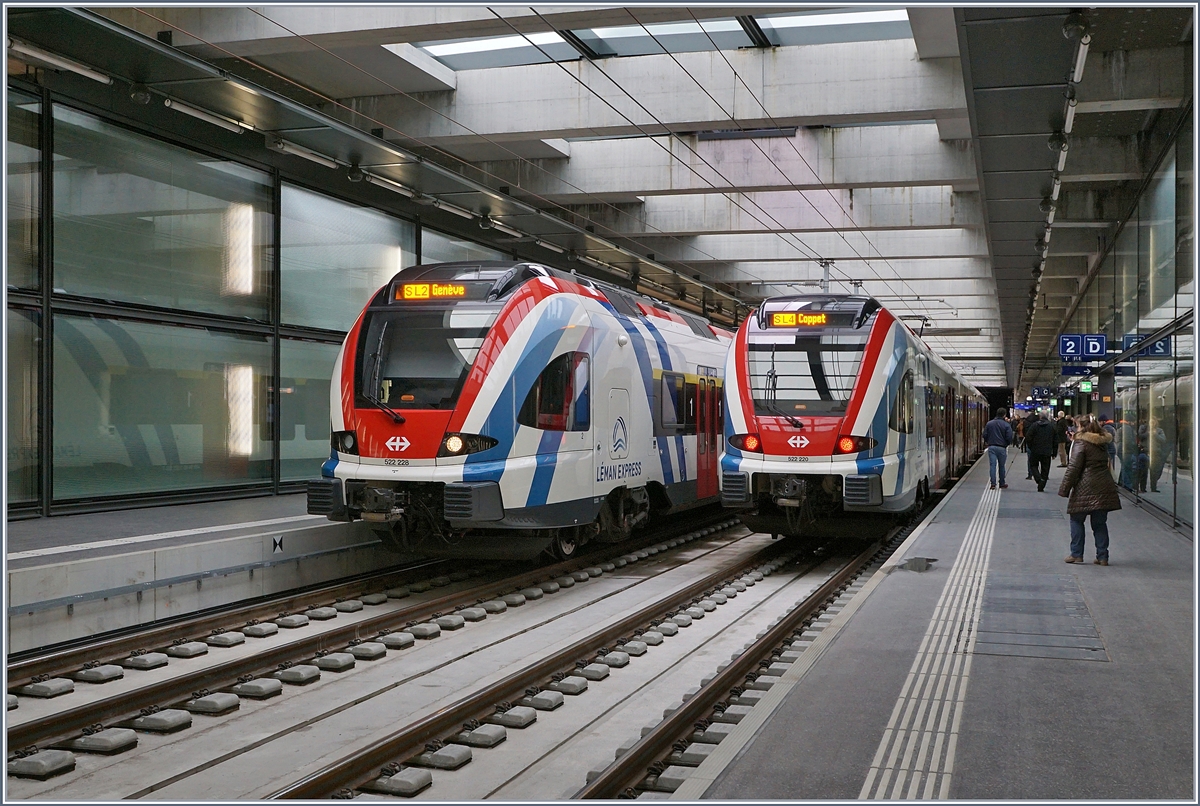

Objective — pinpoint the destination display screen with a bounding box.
[397,282,468,301]
[771,311,829,327]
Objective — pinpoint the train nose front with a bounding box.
[352,410,454,460]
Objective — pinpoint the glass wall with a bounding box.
[6,87,520,516]
[53,315,272,500]
[1075,115,1193,528]
[279,339,339,482]
[7,308,40,505]
[421,228,506,265]
[280,183,416,332]
[8,90,40,289]
[53,105,274,320]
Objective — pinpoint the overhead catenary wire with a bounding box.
[513,7,831,273]
[210,8,744,311]
[129,9,740,318]
[673,7,1006,369]
[671,9,930,306]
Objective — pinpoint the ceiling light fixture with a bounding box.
[7,38,112,85]
[268,136,341,169]
[1063,86,1078,135]
[1071,33,1091,83]
[1051,176,1062,202]
[430,199,476,220]
[165,98,248,134]
[535,239,566,254]
[363,172,416,198]
[491,221,523,238]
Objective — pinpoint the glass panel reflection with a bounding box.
[280,339,338,482]
[281,184,416,331]
[52,105,273,319]
[421,228,505,265]
[53,315,272,500]
[8,90,40,289]
[8,308,40,504]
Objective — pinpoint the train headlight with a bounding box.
[332,430,358,455]
[729,433,762,453]
[438,433,499,457]
[834,435,877,454]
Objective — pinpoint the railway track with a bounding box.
[7,501,930,800]
[6,510,736,788]
[577,499,936,799]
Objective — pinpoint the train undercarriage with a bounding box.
[312,477,656,561]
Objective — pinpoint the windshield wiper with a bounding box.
[764,344,805,429]
[365,323,406,425]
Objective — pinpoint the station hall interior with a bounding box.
[1,5,1196,802]
[3,7,1195,525]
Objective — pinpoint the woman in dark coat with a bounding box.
[1059,419,1122,565]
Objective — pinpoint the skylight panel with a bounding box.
[423,31,564,57]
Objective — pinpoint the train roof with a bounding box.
[754,293,983,398]
[377,260,729,340]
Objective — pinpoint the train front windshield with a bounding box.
[358,291,501,410]
[748,307,877,416]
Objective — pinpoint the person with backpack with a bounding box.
[1059,419,1121,565]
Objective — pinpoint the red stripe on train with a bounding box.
[841,308,895,429]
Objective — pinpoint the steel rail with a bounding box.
[268,534,792,799]
[7,559,448,687]
[575,529,902,798]
[8,512,734,751]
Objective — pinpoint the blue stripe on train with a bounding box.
[597,300,675,486]
[464,296,577,483]
[526,430,565,507]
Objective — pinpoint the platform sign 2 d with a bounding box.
[1122,333,1172,358]
[1058,334,1083,359]
[1082,334,1107,358]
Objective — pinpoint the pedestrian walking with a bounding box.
[1054,411,1072,467]
[1059,419,1121,565]
[983,407,1014,490]
[1024,410,1039,478]
[1015,416,1026,452]
[1101,417,1117,471]
[1024,412,1058,492]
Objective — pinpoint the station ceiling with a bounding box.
[7,6,1193,391]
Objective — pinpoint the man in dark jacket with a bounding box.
[1024,412,1059,492]
[1024,411,1040,478]
[982,408,1014,490]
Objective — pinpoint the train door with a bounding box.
[595,387,631,500]
[947,388,958,471]
[696,378,719,498]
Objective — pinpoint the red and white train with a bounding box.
[720,294,986,536]
[308,260,732,559]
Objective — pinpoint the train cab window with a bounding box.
[518,352,590,432]
[889,371,915,434]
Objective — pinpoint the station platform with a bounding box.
[5,494,399,654]
[676,447,1194,800]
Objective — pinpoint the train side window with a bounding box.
[925,385,935,437]
[658,372,687,435]
[889,370,915,434]
[518,352,590,432]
